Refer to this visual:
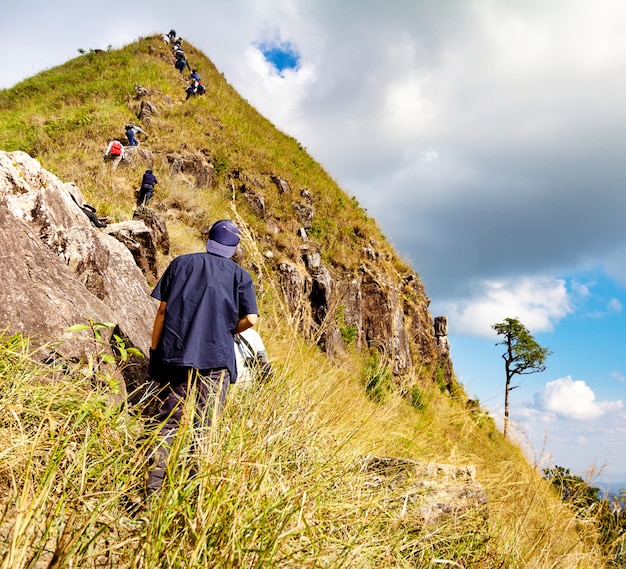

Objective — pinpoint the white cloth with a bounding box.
[234,328,266,385]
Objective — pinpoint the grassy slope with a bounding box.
[0,37,606,567]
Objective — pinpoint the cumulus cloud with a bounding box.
[534,376,624,420]
[508,387,626,472]
[438,276,571,337]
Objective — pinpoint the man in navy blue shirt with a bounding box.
[147,219,259,493]
[138,169,157,206]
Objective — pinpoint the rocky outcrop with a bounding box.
[104,220,159,282]
[133,206,170,255]
[360,456,488,526]
[238,183,266,217]
[166,152,215,188]
[0,151,157,373]
[252,179,450,385]
[0,204,117,357]
[434,315,450,355]
[276,255,442,379]
[292,200,314,229]
[271,175,291,194]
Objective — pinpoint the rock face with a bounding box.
[133,206,170,255]
[166,152,215,188]
[104,220,159,282]
[275,255,447,382]
[0,151,157,372]
[360,456,488,526]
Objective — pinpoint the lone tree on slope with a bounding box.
[492,317,551,438]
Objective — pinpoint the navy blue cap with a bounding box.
[206,220,241,258]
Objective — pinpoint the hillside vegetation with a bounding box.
[0,36,609,567]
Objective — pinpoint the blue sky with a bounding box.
[255,40,300,75]
[2,0,626,483]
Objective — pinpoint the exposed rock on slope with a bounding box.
[361,456,488,526]
[272,241,450,382]
[0,150,158,364]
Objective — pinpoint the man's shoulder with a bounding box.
[233,263,254,281]
[170,253,251,276]
[172,252,206,264]
[172,252,231,269]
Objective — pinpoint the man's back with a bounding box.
[151,251,257,380]
[141,170,157,187]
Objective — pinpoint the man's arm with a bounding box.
[235,313,258,334]
[151,301,167,350]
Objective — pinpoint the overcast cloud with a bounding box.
[210,0,626,336]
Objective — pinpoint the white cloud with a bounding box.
[534,376,624,420]
[611,371,626,383]
[571,280,592,298]
[440,276,571,337]
[608,298,622,314]
[240,44,315,130]
[501,384,626,473]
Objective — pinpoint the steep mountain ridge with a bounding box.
[0,34,450,388]
[0,35,607,567]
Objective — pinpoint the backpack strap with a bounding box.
[234,333,255,359]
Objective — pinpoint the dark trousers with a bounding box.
[147,367,230,494]
[138,185,154,206]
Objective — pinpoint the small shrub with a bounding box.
[409,386,425,411]
[363,350,393,403]
[212,154,228,178]
[435,363,447,392]
[335,305,357,346]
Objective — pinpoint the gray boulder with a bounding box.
[0,150,157,363]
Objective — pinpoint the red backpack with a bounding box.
[110,141,123,156]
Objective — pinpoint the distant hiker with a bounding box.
[146,220,259,494]
[104,140,124,170]
[174,53,190,74]
[168,30,177,43]
[138,169,158,206]
[125,124,147,146]
[161,33,171,45]
[187,71,205,96]
[185,80,198,100]
[70,194,108,228]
